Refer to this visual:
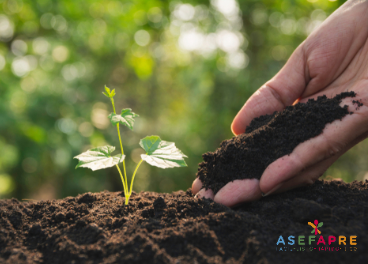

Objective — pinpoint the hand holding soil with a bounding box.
[192,0,368,207]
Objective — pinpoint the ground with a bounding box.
[1,179,367,264]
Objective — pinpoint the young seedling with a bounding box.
[74,86,187,205]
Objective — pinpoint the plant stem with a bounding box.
[129,159,143,195]
[115,164,127,196]
[116,124,129,192]
[125,193,130,205]
[125,159,143,205]
[110,98,129,196]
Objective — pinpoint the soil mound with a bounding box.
[197,92,357,194]
[1,180,367,263]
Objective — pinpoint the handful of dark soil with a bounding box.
[197,92,358,194]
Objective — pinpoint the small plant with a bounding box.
[74,86,187,205]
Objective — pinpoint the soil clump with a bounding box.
[197,92,357,194]
[1,180,367,263]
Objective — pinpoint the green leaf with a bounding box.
[139,136,187,169]
[103,85,115,98]
[74,145,125,171]
[139,135,161,154]
[104,85,111,94]
[311,230,314,233]
[108,108,139,130]
[317,222,323,228]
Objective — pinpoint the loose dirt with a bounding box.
[1,180,367,263]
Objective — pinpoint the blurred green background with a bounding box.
[1,0,366,200]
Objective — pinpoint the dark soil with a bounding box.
[1,180,368,263]
[197,92,358,194]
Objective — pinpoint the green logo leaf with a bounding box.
[139,136,187,169]
[108,108,139,130]
[317,222,323,228]
[74,145,125,171]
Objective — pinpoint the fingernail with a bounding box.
[195,189,213,199]
[194,190,203,199]
[262,183,283,197]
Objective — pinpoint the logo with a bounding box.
[275,220,357,252]
[308,220,323,235]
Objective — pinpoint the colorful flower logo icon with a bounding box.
[308,220,323,235]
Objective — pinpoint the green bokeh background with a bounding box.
[1,0,366,200]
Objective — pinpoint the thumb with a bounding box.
[231,45,308,135]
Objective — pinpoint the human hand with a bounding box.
[192,0,368,207]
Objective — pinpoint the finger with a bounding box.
[231,46,307,135]
[265,124,368,196]
[263,151,341,196]
[260,102,368,194]
[195,188,214,200]
[214,179,262,207]
[191,178,202,194]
